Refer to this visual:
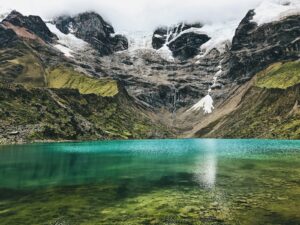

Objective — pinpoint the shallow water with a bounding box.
[0,139,299,225]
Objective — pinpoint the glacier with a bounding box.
[46,23,88,58]
[252,0,300,26]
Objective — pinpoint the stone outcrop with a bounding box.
[2,10,56,42]
[152,23,210,60]
[225,11,300,82]
[0,24,18,47]
[54,12,128,55]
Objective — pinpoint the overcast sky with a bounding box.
[1,0,265,31]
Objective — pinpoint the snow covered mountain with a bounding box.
[0,0,300,143]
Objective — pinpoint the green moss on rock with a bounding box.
[256,61,300,89]
[46,66,118,97]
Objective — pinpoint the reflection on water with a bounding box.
[194,139,217,188]
[0,139,299,225]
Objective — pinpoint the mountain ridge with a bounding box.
[0,0,300,144]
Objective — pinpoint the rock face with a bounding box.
[93,47,226,113]
[2,10,56,42]
[54,12,128,55]
[0,24,18,47]
[225,11,300,82]
[152,23,210,60]
[168,32,211,60]
[152,27,167,49]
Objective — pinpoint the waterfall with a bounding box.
[172,84,178,122]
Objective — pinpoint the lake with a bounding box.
[0,139,299,225]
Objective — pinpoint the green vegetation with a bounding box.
[0,41,172,144]
[0,83,171,144]
[197,60,300,139]
[0,43,45,87]
[8,54,45,87]
[256,61,300,89]
[46,66,118,97]
[0,44,119,97]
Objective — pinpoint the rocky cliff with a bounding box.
[224,11,300,83]
[2,10,56,43]
[54,12,128,55]
[152,23,210,60]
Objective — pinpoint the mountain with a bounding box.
[0,0,299,144]
[53,12,128,55]
[0,11,171,144]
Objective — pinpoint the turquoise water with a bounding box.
[0,139,299,224]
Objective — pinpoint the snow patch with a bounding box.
[189,65,223,114]
[117,19,239,61]
[119,30,175,61]
[121,30,153,51]
[161,20,239,59]
[53,44,73,58]
[166,26,207,45]
[156,44,175,62]
[189,95,214,114]
[198,20,239,55]
[154,34,162,38]
[46,23,88,57]
[67,23,76,34]
[252,0,300,26]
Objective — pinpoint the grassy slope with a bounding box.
[256,61,300,89]
[0,41,118,97]
[0,42,172,144]
[0,83,171,144]
[0,42,45,87]
[195,61,300,139]
[46,66,118,97]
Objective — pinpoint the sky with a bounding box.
[0,0,266,31]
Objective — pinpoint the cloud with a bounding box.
[1,0,264,31]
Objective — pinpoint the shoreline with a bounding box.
[1,136,299,146]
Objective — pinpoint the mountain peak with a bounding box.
[2,10,56,43]
[53,11,128,55]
